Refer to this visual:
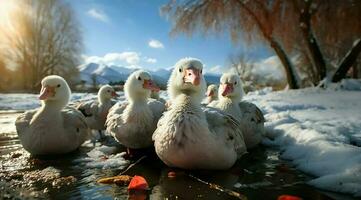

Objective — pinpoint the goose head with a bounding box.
[150,90,160,100]
[124,70,159,102]
[168,57,206,103]
[39,75,71,109]
[206,84,218,101]
[98,84,118,104]
[219,73,244,102]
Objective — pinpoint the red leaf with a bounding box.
[278,195,302,200]
[128,175,149,191]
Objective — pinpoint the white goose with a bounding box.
[106,70,166,149]
[150,88,166,104]
[77,85,118,133]
[15,75,88,155]
[152,58,247,170]
[208,73,265,149]
[202,84,218,105]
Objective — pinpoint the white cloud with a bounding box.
[252,56,285,80]
[83,52,141,66]
[87,9,109,23]
[207,65,224,74]
[104,52,140,65]
[145,58,157,64]
[148,39,164,49]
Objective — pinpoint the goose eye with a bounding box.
[234,81,237,85]
[138,76,142,81]
[57,84,61,88]
[107,90,110,92]
[200,70,202,74]
[178,68,182,73]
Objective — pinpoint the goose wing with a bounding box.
[62,106,89,144]
[15,110,37,138]
[238,101,265,123]
[203,107,247,158]
[105,102,128,131]
[76,100,99,117]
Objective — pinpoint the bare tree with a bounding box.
[163,0,361,88]
[162,0,300,89]
[0,0,82,91]
[0,57,10,91]
[290,0,327,82]
[276,0,361,83]
[228,53,252,81]
[332,39,361,82]
[90,74,98,91]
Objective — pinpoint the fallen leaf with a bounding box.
[128,175,149,191]
[278,194,302,200]
[97,175,133,184]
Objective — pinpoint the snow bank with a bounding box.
[0,93,40,111]
[245,84,361,196]
[319,78,361,91]
[0,93,98,111]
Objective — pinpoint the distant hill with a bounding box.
[77,62,221,88]
[204,73,221,84]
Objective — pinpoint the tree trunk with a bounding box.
[352,62,358,78]
[296,0,327,82]
[332,38,361,82]
[270,39,300,89]
[235,0,300,89]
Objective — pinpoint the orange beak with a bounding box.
[111,91,118,97]
[143,79,160,92]
[221,83,233,97]
[39,86,55,100]
[206,90,214,97]
[184,68,200,86]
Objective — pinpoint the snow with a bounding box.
[0,93,99,111]
[244,81,361,197]
[0,93,40,110]
[74,144,129,170]
[319,78,361,91]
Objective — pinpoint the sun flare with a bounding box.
[0,0,18,27]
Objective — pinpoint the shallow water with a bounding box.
[0,119,356,200]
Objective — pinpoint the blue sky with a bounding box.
[68,0,272,73]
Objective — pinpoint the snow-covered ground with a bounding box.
[1,79,360,197]
[244,79,361,197]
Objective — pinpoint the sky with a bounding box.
[68,0,272,74]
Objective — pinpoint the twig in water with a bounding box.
[188,174,248,200]
[118,155,147,175]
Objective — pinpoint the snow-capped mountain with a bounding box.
[78,63,121,84]
[77,62,221,87]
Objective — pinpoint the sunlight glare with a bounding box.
[0,0,18,28]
